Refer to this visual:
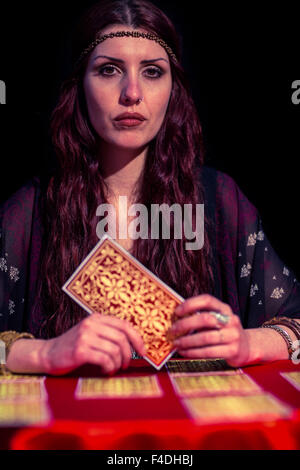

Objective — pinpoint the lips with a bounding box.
[114,112,146,121]
[113,112,146,128]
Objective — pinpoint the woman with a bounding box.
[1,0,300,376]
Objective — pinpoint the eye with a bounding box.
[144,67,164,79]
[97,64,120,77]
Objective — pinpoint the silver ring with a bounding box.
[208,311,229,325]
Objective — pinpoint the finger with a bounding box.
[173,328,235,349]
[177,344,238,360]
[169,312,220,339]
[93,314,146,357]
[175,294,233,318]
[87,348,119,375]
[74,345,117,375]
[88,323,132,369]
[90,337,124,371]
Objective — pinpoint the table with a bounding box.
[1,359,300,450]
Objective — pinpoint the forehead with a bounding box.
[88,25,170,63]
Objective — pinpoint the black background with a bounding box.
[0,1,299,277]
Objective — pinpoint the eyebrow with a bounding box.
[93,55,169,64]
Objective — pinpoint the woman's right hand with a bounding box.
[41,313,146,376]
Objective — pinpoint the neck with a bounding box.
[99,143,148,202]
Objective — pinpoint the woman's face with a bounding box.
[83,25,172,152]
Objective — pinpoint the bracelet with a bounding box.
[261,324,297,358]
[0,331,35,375]
[261,317,300,341]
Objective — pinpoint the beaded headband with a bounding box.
[77,30,178,65]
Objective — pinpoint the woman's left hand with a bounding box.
[169,294,251,368]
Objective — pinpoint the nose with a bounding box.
[120,74,143,106]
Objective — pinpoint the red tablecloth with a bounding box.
[1,359,300,450]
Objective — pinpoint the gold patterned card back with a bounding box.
[280,372,300,391]
[75,376,163,399]
[62,235,184,369]
[183,394,293,424]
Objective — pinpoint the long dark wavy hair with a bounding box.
[36,0,215,339]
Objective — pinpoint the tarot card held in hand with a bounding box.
[62,235,184,369]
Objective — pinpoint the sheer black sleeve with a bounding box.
[0,178,42,334]
[213,169,300,328]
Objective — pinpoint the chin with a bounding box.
[109,136,150,150]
